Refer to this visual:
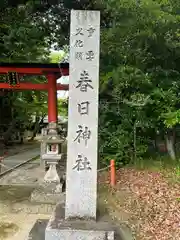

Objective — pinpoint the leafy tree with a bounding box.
[0,1,50,142]
[0,4,49,62]
[50,52,64,63]
[0,0,111,50]
[58,98,68,117]
[99,0,180,163]
[2,0,180,163]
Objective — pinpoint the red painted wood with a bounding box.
[0,64,69,124]
[0,67,69,76]
[47,74,57,122]
[57,84,69,91]
[0,83,69,90]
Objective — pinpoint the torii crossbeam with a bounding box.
[0,62,69,122]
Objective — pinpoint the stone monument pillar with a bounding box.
[65,9,100,220]
[45,10,115,240]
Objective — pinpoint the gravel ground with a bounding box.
[0,140,68,240]
[0,141,52,240]
[0,163,54,240]
[0,213,50,240]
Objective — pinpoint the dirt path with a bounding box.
[0,213,49,240]
[0,142,48,240]
[0,172,55,240]
[0,140,63,240]
[3,140,39,158]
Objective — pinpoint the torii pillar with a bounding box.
[33,74,64,203]
[42,73,64,192]
[40,73,59,170]
[47,74,58,124]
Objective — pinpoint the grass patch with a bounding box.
[31,155,40,161]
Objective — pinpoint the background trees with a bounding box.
[99,0,180,163]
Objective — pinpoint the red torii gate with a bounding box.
[0,62,69,123]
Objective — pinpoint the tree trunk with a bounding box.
[3,119,17,144]
[133,120,137,161]
[165,129,176,160]
[0,140,5,157]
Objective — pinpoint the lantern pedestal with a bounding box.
[31,161,65,204]
[31,123,66,204]
[31,153,66,204]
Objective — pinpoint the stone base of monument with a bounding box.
[44,203,120,240]
[28,205,128,240]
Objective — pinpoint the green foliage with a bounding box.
[2,0,180,163]
[50,52,63,63]
[12,0,110,49]
[0,0,107,133]
[99,65,151,165]
[162,110,180,128]
[57,98,68,117]
[11,86,48,128]
[99,0,180,165]
[0,4,50,62]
